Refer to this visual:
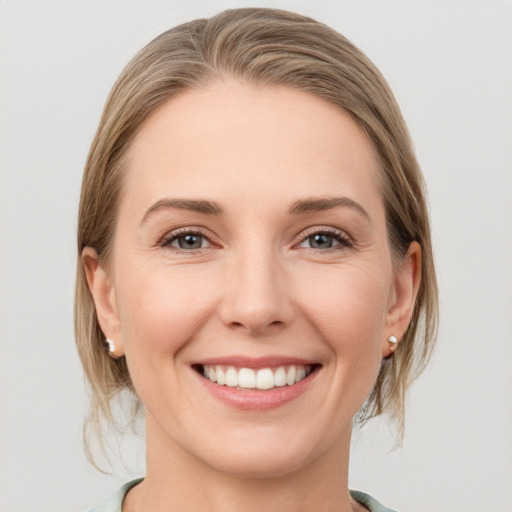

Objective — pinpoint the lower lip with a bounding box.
[195,368,319,411]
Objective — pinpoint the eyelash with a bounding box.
[159,226,353,252]
[159,227,214,251]
[296,227,353,251]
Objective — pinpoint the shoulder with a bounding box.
[88,479,143,512]
[350,490,399,512]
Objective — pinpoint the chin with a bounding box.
[185,422,337,480]
[204,446,313,479]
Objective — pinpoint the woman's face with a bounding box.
[86,80,418,477]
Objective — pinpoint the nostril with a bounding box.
[228,319,285,336]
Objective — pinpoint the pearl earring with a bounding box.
[387,335,398,351]
[105,338,116,354]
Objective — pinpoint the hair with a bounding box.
[76,7,438,461]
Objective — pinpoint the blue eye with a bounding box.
[174,234,205,249]
[299,230,351,250]
[162,231,211,250]
[308,233,335,249]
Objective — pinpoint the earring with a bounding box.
[104,338,116,354]
[388,335,398,351]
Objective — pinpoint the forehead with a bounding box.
[122,80,382,214]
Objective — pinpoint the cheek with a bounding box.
[295,266,390,413]
[115,264,218,358]
[297,264,390,345]
[295,263,390,392]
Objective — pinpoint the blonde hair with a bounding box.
[76,7,438,459]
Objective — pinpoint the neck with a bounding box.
[124,416,357,512]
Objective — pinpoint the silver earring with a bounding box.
[105,338,116,354]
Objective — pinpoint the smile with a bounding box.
[192,358,321,410]
[201,364,314,390]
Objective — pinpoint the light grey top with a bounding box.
[89,478,398,512]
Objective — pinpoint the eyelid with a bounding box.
[157,225,352,251]
[159,226,219,250]
[294,226,353,249]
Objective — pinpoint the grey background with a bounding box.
[1,1,511,511]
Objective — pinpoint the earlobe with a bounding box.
[383,241,421,358]
[82,247,124,357]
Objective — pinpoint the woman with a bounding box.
[76,8,437,512]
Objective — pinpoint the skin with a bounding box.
[84,80,420,512]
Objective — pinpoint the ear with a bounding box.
[82,247,124,357]
[383,241,421,358]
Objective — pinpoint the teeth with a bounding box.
[202,364,313,390]
[216,366,226,385]
[256,368,274,390]
[274,367,287,387]
[238,368,256,388]
[286,366,296,386]
[225,367,238,387]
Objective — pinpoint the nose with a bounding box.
[218,247,294,337]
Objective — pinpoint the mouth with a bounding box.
[192,356,321,391]
[193,363,321,391]
[191,356,322,410]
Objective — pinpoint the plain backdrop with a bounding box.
[1,1,511,511]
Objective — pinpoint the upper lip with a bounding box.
[191,355,320,369]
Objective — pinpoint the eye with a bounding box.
[298,228,352,250]
[161,229,212,250]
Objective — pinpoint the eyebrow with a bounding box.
[141,198,223,225]
[141,196,370,225]
[288,196,371,222]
